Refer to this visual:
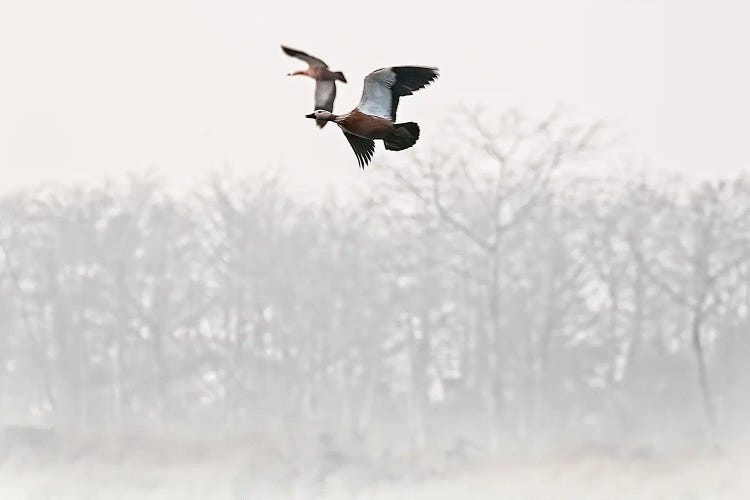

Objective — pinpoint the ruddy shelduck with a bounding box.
[281,45,347,128]
[305,66,439,168]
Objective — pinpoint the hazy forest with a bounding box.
[1,111,749,498]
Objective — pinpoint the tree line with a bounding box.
[1,110,748,452]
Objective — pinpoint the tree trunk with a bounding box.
[691,310,717,437]
[485,250,501,452]
[152,330,168,419]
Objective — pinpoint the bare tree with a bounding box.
[627,179,750,436]
[379,109,599,448]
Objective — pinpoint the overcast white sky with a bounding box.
[1,0,748,195]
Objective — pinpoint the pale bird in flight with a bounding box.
[281,45,347,128]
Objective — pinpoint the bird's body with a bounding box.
[306,66,439,168]
[336,110,395,139]
[281,45,346,128]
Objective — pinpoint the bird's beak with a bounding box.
[305,113,315,119]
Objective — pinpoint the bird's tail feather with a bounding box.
[384,122,420,151]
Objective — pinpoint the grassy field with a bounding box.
[0,428,748,499]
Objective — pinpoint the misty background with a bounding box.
[1,1,750,499]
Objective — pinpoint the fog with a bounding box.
[1,109,749,498]
[2,1,750,499]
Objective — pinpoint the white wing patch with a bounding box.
[357,68,396,120]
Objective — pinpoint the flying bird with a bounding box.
[305,66,439,168]
[281,45,347,128]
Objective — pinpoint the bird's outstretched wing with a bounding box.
[357,66,439,121]
[281,45,328,68]
[314,80,336,128]
[343,132,375,169]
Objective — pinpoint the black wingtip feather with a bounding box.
[391,67,440,94]
[343,132,375,169]
[386,67,439,121]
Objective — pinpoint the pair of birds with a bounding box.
[282,46,439,168]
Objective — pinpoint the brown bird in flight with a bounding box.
[281,45,347,128]
[305,66,439,168]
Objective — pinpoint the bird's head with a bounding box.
[305,110,335,121]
